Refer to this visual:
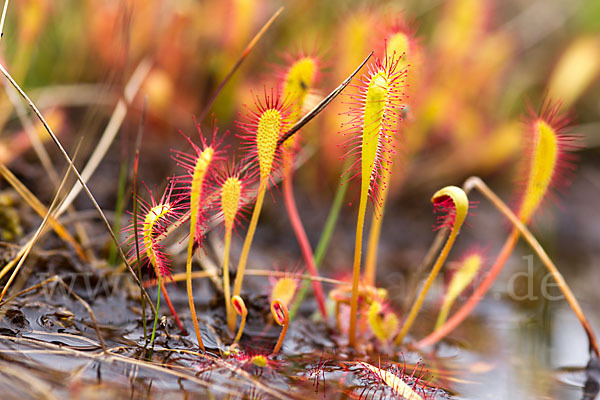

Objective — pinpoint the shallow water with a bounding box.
[1,161,599,399]
[0,260,597,400]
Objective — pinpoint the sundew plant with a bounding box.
[0,0,599,398]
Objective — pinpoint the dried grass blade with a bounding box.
[2,76,58,183]
[2,74,94,261]
[0,163,86,260]
[0,150,74,303]
[57,59,151,216]
[0,61,156,315]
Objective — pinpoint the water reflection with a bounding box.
[583,357,600,400]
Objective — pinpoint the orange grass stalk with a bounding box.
[418,101,579,347]
[342,56,404,347]
[231,91,290,328]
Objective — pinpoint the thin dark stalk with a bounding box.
[133,155,146,343]
[108,160,129,265]
[133,99,147,342]
[0,0,8,39]
[198,6,284,122]
[148,272,161,360]
[277,52,373,147]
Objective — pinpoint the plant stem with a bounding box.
[289,167,348,320]
[315,182,349,267]
[233,306,246,343]
[364,162,393,287]
[186,224,205,351]
[282,161,327,319]
[395,218,461,345]
[364,197,387,287]
[108,160,128,265]
[404,227,448,311]
[232,178,268,316]
[435,295,454,331]
[417,228,518,347]
[417,177,600,357]
[137,263,147,342]
[132,153,147,342]
[272,323,288,355]
[160,279,186,333]
[149,270,161,359]
[223,229,234,332]
[349,190,369,348]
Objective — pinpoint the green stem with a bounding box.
[148,271,161,359]
[132,157,147,343]
[289,175,348,320]
[108,160,128,265]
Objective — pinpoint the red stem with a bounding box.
[160,279,187,334]
[282,164,328,319]
[416,228,519,348]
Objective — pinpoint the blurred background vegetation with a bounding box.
[0,1,598,398]
[0,0,598,287]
